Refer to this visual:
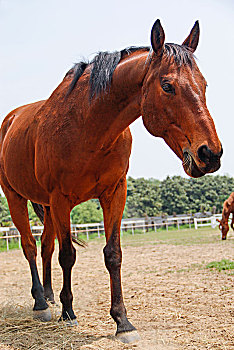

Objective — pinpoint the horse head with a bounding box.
[216,219,229,240]
[141,20,222,178]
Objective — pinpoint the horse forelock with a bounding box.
[164,43,195,68]
[66,43,195,100]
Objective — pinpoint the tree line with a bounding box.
[126,175,234,217]
[0,174,233,225]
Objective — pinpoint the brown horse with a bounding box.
[0,19,222,343]
[217,193,234,240]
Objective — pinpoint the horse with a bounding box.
[0,19,222,343]
[217,193,234,240]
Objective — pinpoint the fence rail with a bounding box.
[0,214,223,251]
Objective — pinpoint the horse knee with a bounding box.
[103,243,122,272]
[21,238,37,262]
[59,243,76,269]
[60,286,73,305]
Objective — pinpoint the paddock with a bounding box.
[0,227,233,350]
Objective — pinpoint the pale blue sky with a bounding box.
[0,0,233,179]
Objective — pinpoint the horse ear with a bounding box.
[182,21,200,53]
[151,19,165,56]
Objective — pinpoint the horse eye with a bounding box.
[162,83,174,94]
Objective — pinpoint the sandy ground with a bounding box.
[0,231,233,350]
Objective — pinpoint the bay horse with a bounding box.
[0,19,222,343]
[217,192,234,240]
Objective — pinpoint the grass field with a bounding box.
[121,226,223,246]
[0,224,217,252]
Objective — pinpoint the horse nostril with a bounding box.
[197,145,211,164]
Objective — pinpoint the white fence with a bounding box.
[0,214,222,251]
[0,214,221,250]
[193,214,225,229]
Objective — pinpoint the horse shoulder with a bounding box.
[90,128,132,192]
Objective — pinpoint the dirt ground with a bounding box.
[0,229,233,350]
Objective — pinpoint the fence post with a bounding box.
[177,219,180,230]
[194,218,198,229]
[86,227,89,240]
[154,222,157,232]
[97,225,100,238]
[211,216,216,228]
[131,223,134,235]
[6,231,9,251]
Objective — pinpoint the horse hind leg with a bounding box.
[41,206,56,303]
[50,190,77,325]
[2,185,51,321]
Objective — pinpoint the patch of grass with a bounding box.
[0,240,20,252]
[176,263,203,273]
[206,259,234,271]
[0,237,41,252]
[163,263,203,274]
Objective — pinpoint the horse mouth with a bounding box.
[182,152,205,178]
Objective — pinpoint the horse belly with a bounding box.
[1,156,50,205]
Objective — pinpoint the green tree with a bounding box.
[160,176,190,215]
[71,200,103,224]
[126,177,161,217]
[187,175,234,213]
[0,195,12,226]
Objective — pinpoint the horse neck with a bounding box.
[84,52,149,148]
[222,208,230,222]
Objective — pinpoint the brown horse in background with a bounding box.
[0,19,222,343]
[217,192,234,240]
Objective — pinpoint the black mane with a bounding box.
[67,44,194,100]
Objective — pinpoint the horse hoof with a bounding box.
[58,315,78,327]
[116,330,140,343]
[64,318,78,327]
[33,308,52,322]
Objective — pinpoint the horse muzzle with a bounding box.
[182,145,222,178]
[182,152,205,178]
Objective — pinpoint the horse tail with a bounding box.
[30,201,87,248]
[31,201,45,224]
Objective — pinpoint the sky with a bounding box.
[0,0,233,180]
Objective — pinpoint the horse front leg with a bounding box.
[50,191,77,325]
[100,177,140,343]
